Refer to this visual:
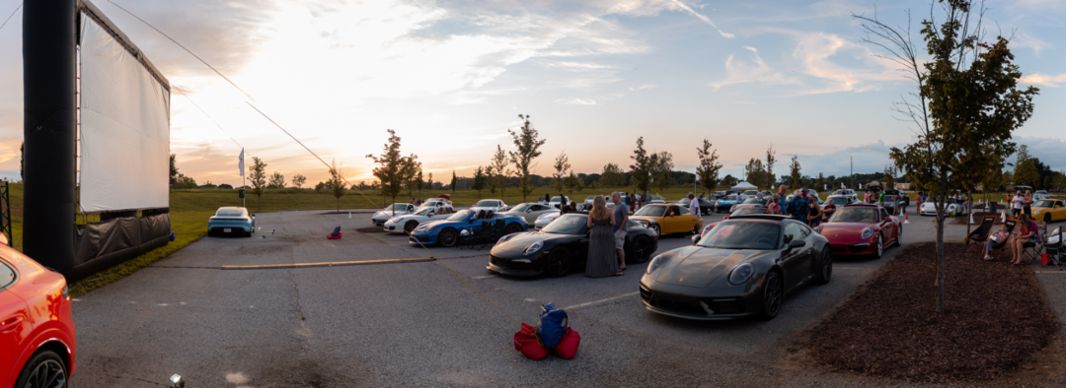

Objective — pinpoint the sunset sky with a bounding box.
[0,0,1064,186]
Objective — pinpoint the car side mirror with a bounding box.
[788,239,805,251]
[691,235,700,245]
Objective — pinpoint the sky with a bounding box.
[0,0,1064,186]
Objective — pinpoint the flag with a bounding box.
[238,148,245,177]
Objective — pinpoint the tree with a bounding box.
[472,166,487,193]
[1013,145,1039,186]
[169,154,179,185]
[651,151,674,192]
[721,174,739,188]
[508,114,546,202]
[565,171,582,194]
[744,158,766,188]
[599,163,625,187]
[789,156,802,189]
[450,170,457,193]
[552,152,571,193]
[268,171,286,189]
[629,137,653,196]
[409,164,423,196]
[249,156,267,208]
[489,145,510,195]
[366,129,419,215]
[882,165,896,190]
[696,139,722,192]
[427,173,434,191]
[291,174,307,189]
[858,0,1038,313]
[326,163,346,212]
[765,146,777,188]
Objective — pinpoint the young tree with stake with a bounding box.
[508,114,546,202]
[367,129,420,216]
[696,139,722,192]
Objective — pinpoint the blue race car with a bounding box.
[409,209,527,247]
[207,206,255,237]
[714,194,740,213]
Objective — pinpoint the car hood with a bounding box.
[651,246,772,288]
[818,222,873,240]
[630,215,662,223]
[491,231,580,257]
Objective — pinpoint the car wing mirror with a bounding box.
[691,235,700,245]
[789,239,805,250]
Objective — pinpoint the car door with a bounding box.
[663,205,683,234]
[1056,201,1066,221]
[0,258,28,380]
[780,222,812,291]
[880,208,897,243]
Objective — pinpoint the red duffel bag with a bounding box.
[553,327,581,360]
[513,323,549,361]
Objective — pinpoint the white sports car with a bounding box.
[534,210,562,229]
[419,198,452,210]
[471,199,509,212]
[383,206,455,234]
[503,202,557,224]
[372,203,417,226]
[919,201,968,216]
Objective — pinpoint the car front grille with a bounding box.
[641,286,744,316]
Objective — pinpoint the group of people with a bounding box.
[1010,189,1036,218]
[982,213,1041,265]
[585,192,630,277]
[767,185,823,227]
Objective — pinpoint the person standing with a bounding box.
[767,197,781,214]
[1012,191,1024,217]
[808,199,823,227]
[776,185,789,215]
[612,192,630,272]
[1023,190,1034,218]
[688,193,700,216]
[789,189,811,224]
[586,196,620,277]
[543,193,551,204]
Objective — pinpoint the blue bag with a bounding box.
[537,304,569,349]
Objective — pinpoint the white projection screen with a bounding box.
[79,14,170,212]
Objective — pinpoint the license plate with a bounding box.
[224,228,232,233]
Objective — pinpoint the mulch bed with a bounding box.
[805,242,1058,383]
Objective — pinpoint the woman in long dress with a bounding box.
[586,196,620,277]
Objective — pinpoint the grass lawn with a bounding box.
[7,184,702,297]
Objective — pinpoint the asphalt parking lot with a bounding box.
[69,208,1041,387]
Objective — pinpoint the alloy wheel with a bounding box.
[761,272,783,319]
[19,353,66,388]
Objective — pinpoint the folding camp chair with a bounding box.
[967,216,996,244]
[1047,227,1064,267]
[1022,224,1044,265]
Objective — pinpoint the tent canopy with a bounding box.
[731,181,757,191]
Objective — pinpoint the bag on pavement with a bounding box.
[537,304,569,349]
[513,322,549,361]
[553,327,581,360]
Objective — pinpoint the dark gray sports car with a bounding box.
[639,215,831,321]
[488,214,658,277]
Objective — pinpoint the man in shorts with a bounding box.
[612,192,629,272]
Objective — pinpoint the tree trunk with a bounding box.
[964,191,973,244]
[935,192,946,314]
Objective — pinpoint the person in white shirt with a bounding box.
[1012,191,1024,217]
[688,193,700,215]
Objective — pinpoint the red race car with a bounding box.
[1,234,77,387]
[815,204,901,259]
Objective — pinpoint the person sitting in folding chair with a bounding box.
[1011,215,1039,265]
[983,223,1010,261]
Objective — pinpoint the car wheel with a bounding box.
[895,226,902,247]
[759,271,783,320]
[628,236,653,264]
[404,220,419,234]
[1045,214,1052,223]
[874,234,884,259]
[15,349,67,388]
[504,223,522,236]
[544,249,571,277]
[438,228,459,247]
[815,249,832,285]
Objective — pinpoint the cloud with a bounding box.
[1017,137,1066,171]
[667,0,735,38]
[1021,72,1066,87]
[710,46,799,90]
[555,98,598,106]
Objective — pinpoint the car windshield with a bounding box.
[830,207,878,223]
[732,207,767,216]
[723,194,738,201]
[414,208,435,216]
[475,200,499,207]
[510,203,530,212]
[550,196,563,202]
[634,205,667,217]
[743,198,762,204]
[216,208,243,217]
[541,214,587,235]
[1035,200,1055,208]
[828,197,849,206]
[447,209,475,221]
[698,221,781,250]
[388,204,409,211]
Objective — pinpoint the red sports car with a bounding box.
[815,204,901,259]
[1,235,77,387]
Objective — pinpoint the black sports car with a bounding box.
[487,214,659,277]
[640,214,831,321]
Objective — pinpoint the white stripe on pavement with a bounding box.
[562,291,640,312]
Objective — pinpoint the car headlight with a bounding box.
[647,254,666,274]
[413,225,429,233]
[728,263,754,285]
[861,227,874,240]
[524,241,543,255]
